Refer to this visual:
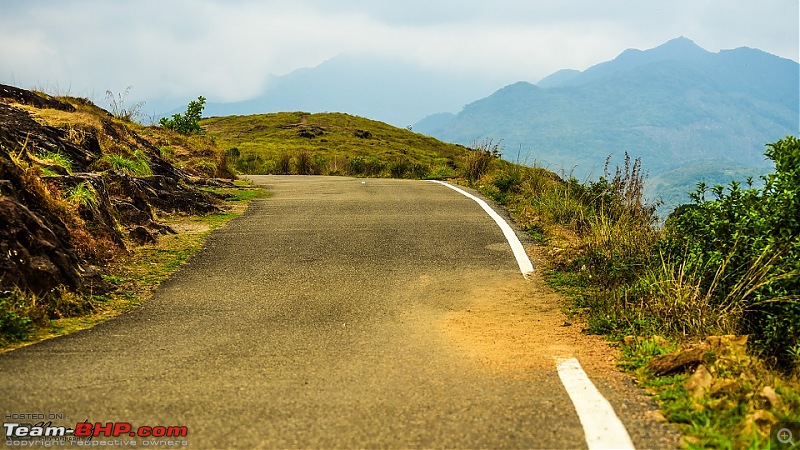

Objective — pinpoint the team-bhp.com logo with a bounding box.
[5,422,187,438]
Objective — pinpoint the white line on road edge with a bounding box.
[556,358,636,450]
[428,180,534,278]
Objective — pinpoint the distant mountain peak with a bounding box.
[536,36,712,88]
[649,36,709,57]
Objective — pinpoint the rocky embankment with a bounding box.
[0,84,224,297]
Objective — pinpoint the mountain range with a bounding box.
[202,54,500,127]
[414,37,799,209]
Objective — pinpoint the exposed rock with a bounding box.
[685,364,713,398]
[129,226,157,245]
[354,129,372,139]
[709,378,739,395]
[0,102,102,172]
[647,346,707,375]
[191,177,235,188]
[759,386,783,410]
[50,173,125,246]
[740,409,777,438]
[0,84,76,112]
[113,200,153,226]
[0,195,83,296]
[0,83,224,296]
[105,172,219,216]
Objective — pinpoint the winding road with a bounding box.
[1,176,678,448]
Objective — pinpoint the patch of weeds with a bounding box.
[102,150,152,176]
[0,295,35,344]
[427,165,456,180]
[524,224,548,244]
[294,151,313,175]
[620,336,800,448]
[101,274,127,285]
[35,151,73,174]
[106,86,144,122]
[66,181,99,209]
[200,186,269,202]
[159,147,175,162]
[463,138,501,183]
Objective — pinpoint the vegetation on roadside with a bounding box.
[464,135,799,446]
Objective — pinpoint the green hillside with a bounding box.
[201,112,467,178]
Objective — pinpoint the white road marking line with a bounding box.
[428,180,534,278]
[556,358,636,450]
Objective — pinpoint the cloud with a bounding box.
[0,0,796,113]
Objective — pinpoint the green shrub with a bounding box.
[492,165,523,193]
[236,154,267,174]
[276,152,292,174]
[347,156,366,175]
[294,151,313,175]
[312,154,328,175]
[427,165,456,180]
[661,136,800,370]
[346,156,383,176]
[389,158,410,178]
[159,96,206,135]
[463,139,500,182]
[0,295,34,343]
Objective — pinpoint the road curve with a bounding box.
[0,176,678,448]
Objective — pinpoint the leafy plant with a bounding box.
[0,294,34,343]
[662,136,800,370]
[159,96,206,135]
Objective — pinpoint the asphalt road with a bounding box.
[0,176,678,448]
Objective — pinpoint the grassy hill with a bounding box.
[201,112,468,178]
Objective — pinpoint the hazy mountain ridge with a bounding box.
[201,54,500,127]
[414,37,798,210]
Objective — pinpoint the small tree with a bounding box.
[160,96,206,135]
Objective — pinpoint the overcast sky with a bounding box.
[1,0,797,113]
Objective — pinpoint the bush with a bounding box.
[312,154,328,175]
[0,295,34,343]
[661,136,800,370]
[389,158,410,178]
[159,96,206,135]
[463,139,501,182]
[294,151,313,175]
[276,153,292,174]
